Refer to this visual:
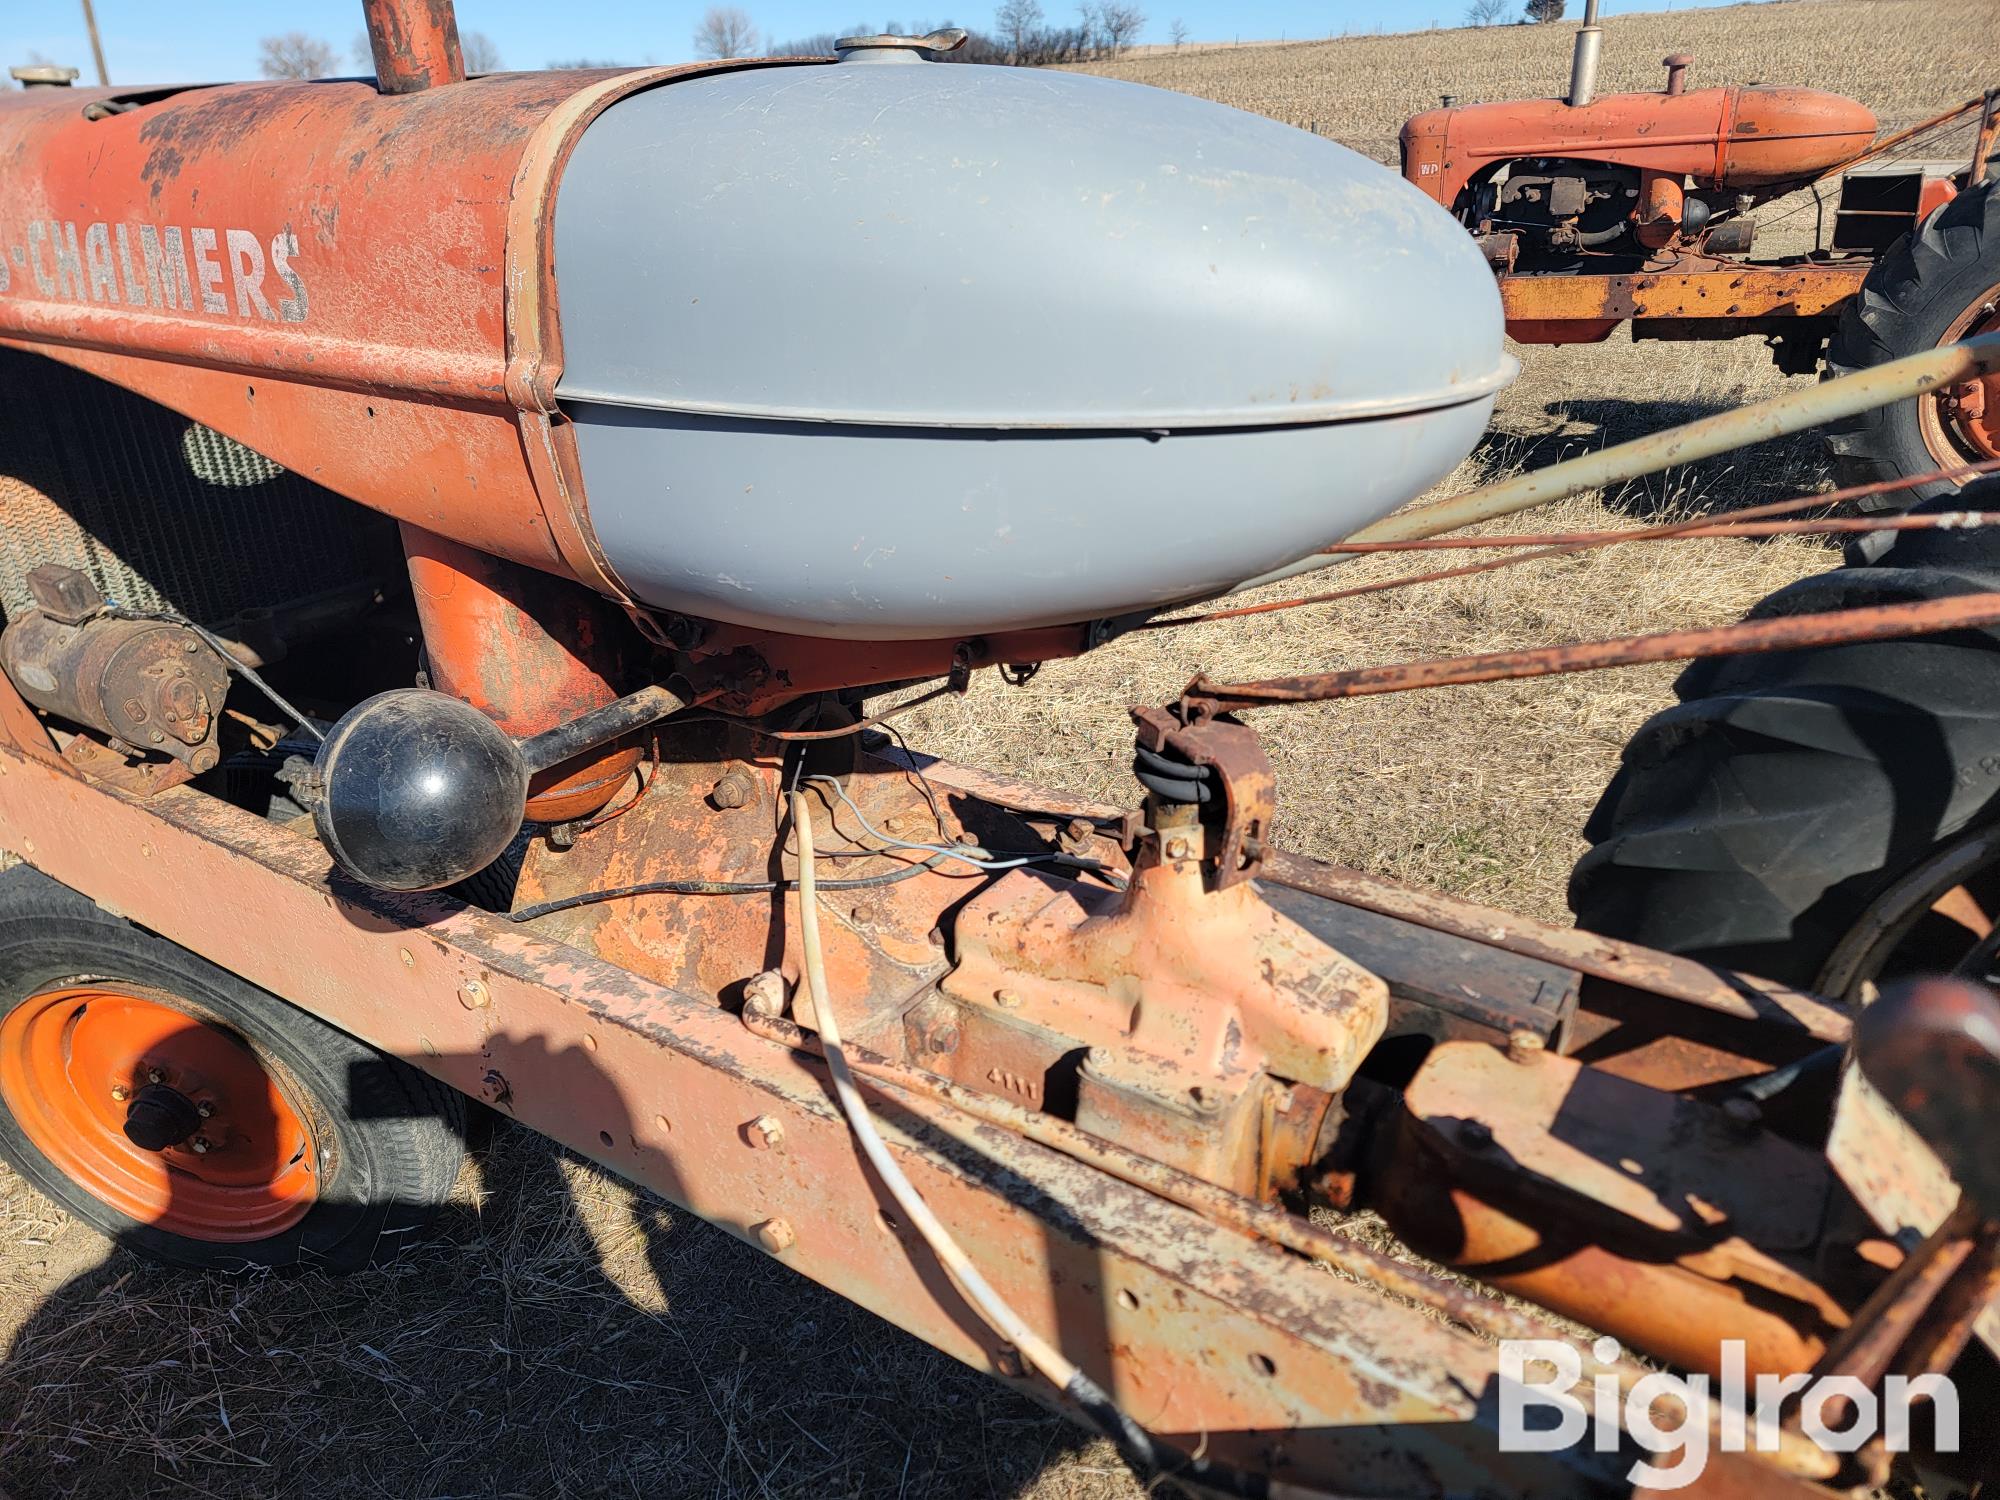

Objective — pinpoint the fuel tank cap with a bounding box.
[833,29,967,61]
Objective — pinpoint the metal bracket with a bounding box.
[1131,704,1275,889]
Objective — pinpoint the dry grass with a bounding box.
[4,5,1993,1496]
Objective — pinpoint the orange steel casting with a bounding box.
[402,525,642,822]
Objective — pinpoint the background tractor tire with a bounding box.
[0,865,464,1271]
[1570,478,2000,997]
[1823,178,2000,512]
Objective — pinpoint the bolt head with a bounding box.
[754,1217,797,1254]
[849,901,882,926]
[459,979,491,1010]
[1506,1029,1546,1064]
[110,1083,131,1102]
[147,1067,164,1084]
[189,1136,211,1155]
[993,988,1022,1010]
[196,1101,214,1118]
[709,770,756,810]
[1164,836,1192,861]
[750,1114,785,1150]
[927,1024,962,1056]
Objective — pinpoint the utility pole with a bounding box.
[80,0,108,84]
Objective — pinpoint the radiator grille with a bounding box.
[0,347,395,624]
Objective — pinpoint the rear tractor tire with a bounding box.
[1571,478,2000,999]
[1824,178,2000,512]
[0,865,464,1270]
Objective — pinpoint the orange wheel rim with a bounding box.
[0,983,319,1240]
[1923,279,2000,467]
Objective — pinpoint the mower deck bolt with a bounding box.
[1164,835,1192,860]
[109,1083,130,1102]
[459,979,491,1010]
[196,1101,214,1118]
[994,988,1022,1009]
[1506,1029,1545,1064]
[749,1114,785,1150]
[146,1067,164,1084]
[754,1217,796,1254]
[189,1136,212,1154]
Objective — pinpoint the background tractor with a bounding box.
[1400,0,2000,508]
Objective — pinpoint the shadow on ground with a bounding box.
[1469,393,1838,522]
[0,1118,1128,1499]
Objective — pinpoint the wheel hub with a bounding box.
[0,984,319,1240]
[1926,287,2000,465]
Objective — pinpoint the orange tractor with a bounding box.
[1400,0,2000,507]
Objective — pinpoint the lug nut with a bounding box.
[754,1217,796,1254]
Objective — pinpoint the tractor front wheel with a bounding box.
[1824,178,2000,511]
[0,865,464,1270]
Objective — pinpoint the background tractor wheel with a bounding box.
[1570,478,2000,999]
[0,865,464,1270]
[1824,178,2000,512]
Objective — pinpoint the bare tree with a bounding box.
[1168,16,1188,47]
[693,6,758,59]
[1464,0,1507,24]
[460,31,503,72]
[1098,2,1144,54]
[995,0,1044,58]
[258,33,338,79]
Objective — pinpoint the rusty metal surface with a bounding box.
[0,731,1648,1497]
[1131,705,1273,888]
[361,0,465,93]
[0,592,228,775]
[1400,85,1877,214]
[1381,1041,1849,1385]
[401,525,642,822]
[942,851,1386,1198]
[1262,851,1851,1048]
[1499,264,1866,328]
[1186,587,2000,710]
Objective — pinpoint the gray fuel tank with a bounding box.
[554,42,1512,641]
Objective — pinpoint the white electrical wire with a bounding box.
[789,790,1079,1381]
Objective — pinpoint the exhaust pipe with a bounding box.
[1567,0,1602,108]
[361,0,465,94]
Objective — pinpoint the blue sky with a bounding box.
[9,0,1774,84]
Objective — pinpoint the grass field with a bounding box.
[3,3,1995,1495]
